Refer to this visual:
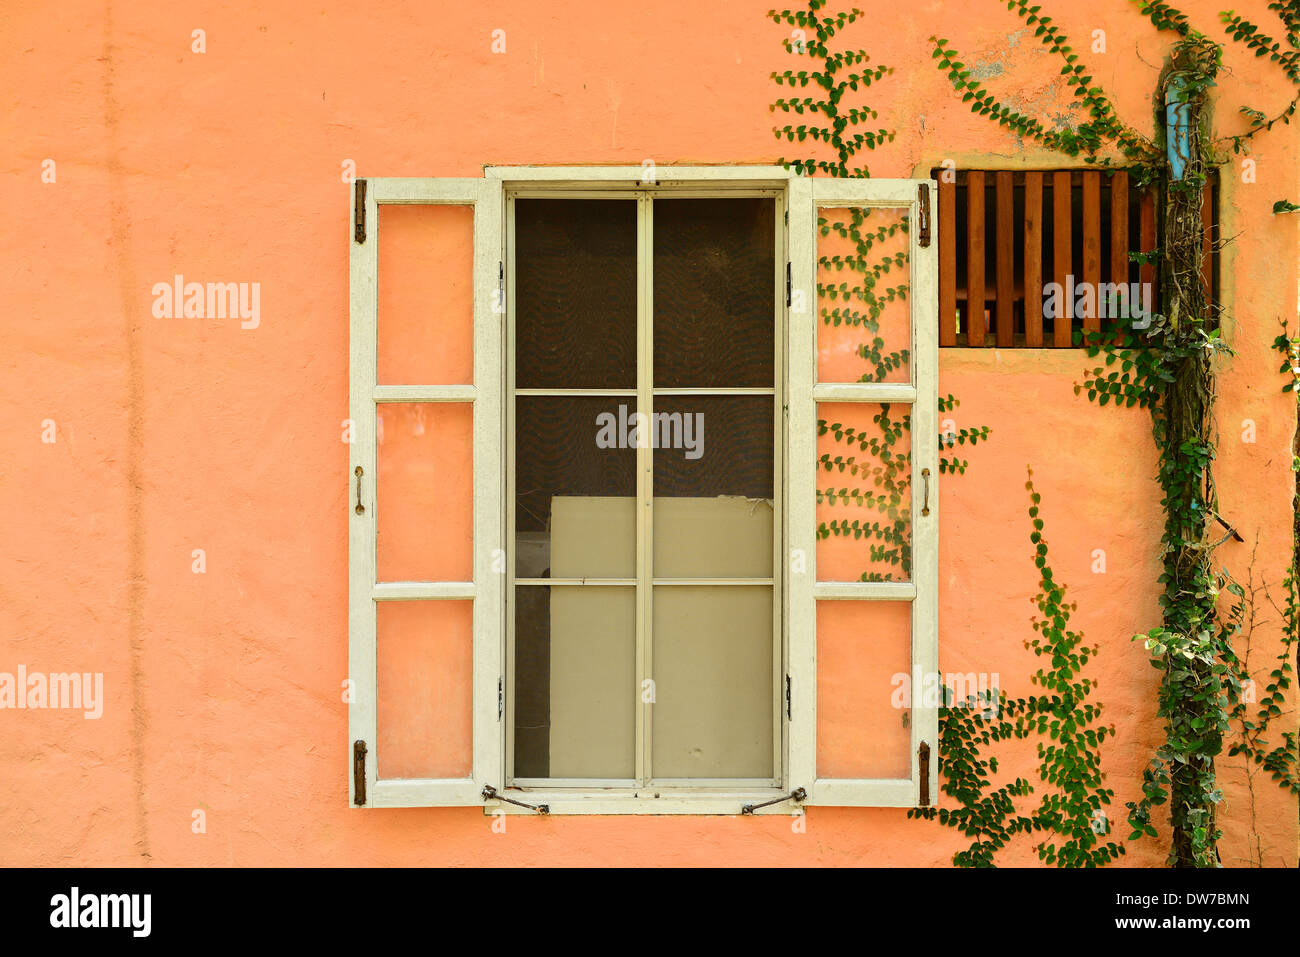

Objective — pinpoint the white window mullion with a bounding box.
[349,177,504,810]
[909,180,940,803]
[472,179,505,798]
[772,191,788,788]
[504,194,517,787]
[786,174,817,795]
[636,194,652,787]
[348,178,379,807]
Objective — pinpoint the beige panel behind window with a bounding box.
[546,494,638,778]
[652,586,774,779]
[548,586,636,778]
[653,496,773,579]
[551,496,637,580]
[545,496,774,779]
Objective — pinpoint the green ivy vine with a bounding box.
[919,0,1300,867]
[907,471,1124,868]
[769,1,992,586]
[770,0,1299,866]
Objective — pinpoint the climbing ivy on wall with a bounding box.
[1239,326,1300,801]
[908,471,1125,867]
[769,1,991,586]
[933,0,1300,868]
[1073,3,1299,868]
[770,0,1300,867]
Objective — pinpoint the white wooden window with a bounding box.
[788,177,940,808]
[349,169,938,813]
[348,178,503,808]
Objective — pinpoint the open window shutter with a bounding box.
[349,178,504,807]
[788,177,939,807]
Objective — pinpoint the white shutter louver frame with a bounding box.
[786,177,940,808]
[348,177,504,808]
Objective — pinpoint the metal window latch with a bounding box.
[741,787,807,815]
[353,740,368,806]
[917,183,931,247]
[354,179,367,244]
[918,742,931,807]
[482,784,549,815]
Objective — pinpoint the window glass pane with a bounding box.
[377,600,473,779]
[816,601,912,779]
[513,585,636,779]
[515,199,636,390]
[816,401,912,583]
[817,205,911,384]
[653,197,775,388]
[652,586,773,779]
[515,396,636,578]
[376,402,472,582]
[377,204,474,385]
[652,395,774,578]
[651,395,772,497]
[510,191,784,791]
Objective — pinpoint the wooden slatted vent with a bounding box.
[932,169,1218,347]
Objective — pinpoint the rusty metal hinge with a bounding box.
[785,674,792,720]
[785,262,792,307]
[742,787,807,815]
[353,739,368,806]
[482,784,549,814]
[497,676,504,720]
[918,741,931,807]
[354,179,367,244]
[917,183,931,248]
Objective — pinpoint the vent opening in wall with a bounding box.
[932,168,1219,347]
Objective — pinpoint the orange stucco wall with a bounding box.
[2,0,1296,866]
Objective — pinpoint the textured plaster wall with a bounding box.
[0,0,1295,866]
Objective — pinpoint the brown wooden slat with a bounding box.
[1024,172,1043,347]
[1139,187,1157,336]
[1052,171,1073,347]
[966,171,986,347]
[1082,171,1101,335]
[995,171,1015,348]
[939,177,956,347]
[1110,171,1129,342]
